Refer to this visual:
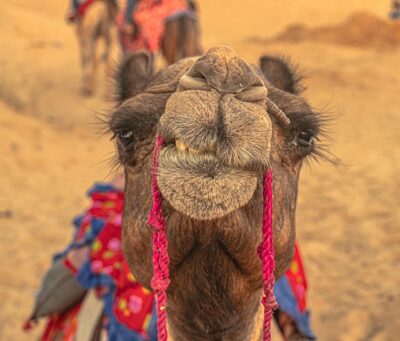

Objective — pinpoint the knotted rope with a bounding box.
[257,170,278,341]
[147,135,277,341]
[147,134,170,341]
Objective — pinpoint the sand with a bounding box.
[1,0,399,340]
[270,12,400,50]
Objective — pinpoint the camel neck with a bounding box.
[166,297,263,341]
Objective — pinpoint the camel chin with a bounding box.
[157,144,258,220]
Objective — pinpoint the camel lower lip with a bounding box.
[157,146,258,220]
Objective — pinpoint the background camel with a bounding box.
[76,0,119,96]
[109,46,324,340]
[78,0,202,96]
[119,0,202,65]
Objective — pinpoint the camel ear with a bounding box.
[259,56,303,94]
[115,51,154,103]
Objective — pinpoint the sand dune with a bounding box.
[271,12,400,50]
[1,0,399,340]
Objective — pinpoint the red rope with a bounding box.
[148,135,276,341]
[147,134,170,341]
[258,170,278,341]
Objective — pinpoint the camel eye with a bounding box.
[117,130,134,147]
[297,130,314,147]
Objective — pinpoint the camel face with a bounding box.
[158,47,272,220]
[109,47,323,340]
[110,47,322,281]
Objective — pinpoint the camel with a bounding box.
[119,1,202,65]
[76,0,119,96]
[76,0,201,96]
[108,46,323,340]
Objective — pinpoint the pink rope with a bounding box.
[258,170,278,341]
[147,134,170,341]
[148,135,276,341]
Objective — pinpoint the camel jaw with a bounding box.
[157,144,258,220]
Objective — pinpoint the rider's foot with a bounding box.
[66,10,78,23]
[389,10,400,20]
[121,23,136,36]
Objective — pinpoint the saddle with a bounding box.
[118,0,193,53]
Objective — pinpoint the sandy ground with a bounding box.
[1,0,399,340]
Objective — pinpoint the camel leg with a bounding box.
[162,19,180,65]
[181,16,202,58]
[78,26,97,96]
[102,23,120,100]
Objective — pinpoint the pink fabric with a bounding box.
[147,134,170,341]
[118,0,189,53]
[147,135,276,341]
[77,0,97,18]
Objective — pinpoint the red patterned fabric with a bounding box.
[118,0,189,53]
[285,242,308,313]
[40,184,154,340]
[79,187,154,337]
[113,263,154,332]
[41,303,82,341]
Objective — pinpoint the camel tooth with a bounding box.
[176,140,201,155]
[176,139,187,151]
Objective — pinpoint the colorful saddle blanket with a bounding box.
[274,243,316,339]
[42,184,156,341]
[118,0,192,53]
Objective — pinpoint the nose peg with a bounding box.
[266,98,291,126]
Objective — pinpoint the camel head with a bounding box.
[109,47,322,340]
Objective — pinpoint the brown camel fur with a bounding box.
[109,46,323,341]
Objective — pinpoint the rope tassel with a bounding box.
[147,135,276,341]
[147,134,170,341]
[258,170,278,341]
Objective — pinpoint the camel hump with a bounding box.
[186,46,264,94]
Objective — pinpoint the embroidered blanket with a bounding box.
[42,184,156,341]
[118,0,191,53]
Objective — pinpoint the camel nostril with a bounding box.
[235,86,268,104]
[178,74,210,91]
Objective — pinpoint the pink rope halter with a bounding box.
[147,135,170,341]
[147,134,277,341]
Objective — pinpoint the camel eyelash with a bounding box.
[296,110,339,164]
[287,111,321,135]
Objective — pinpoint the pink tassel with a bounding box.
[22,319,35,331]
[258,170,278,341]
[147,134,170,341]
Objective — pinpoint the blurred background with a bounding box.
[1,0,399,340]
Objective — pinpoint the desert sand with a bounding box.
[0,0,399,340]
